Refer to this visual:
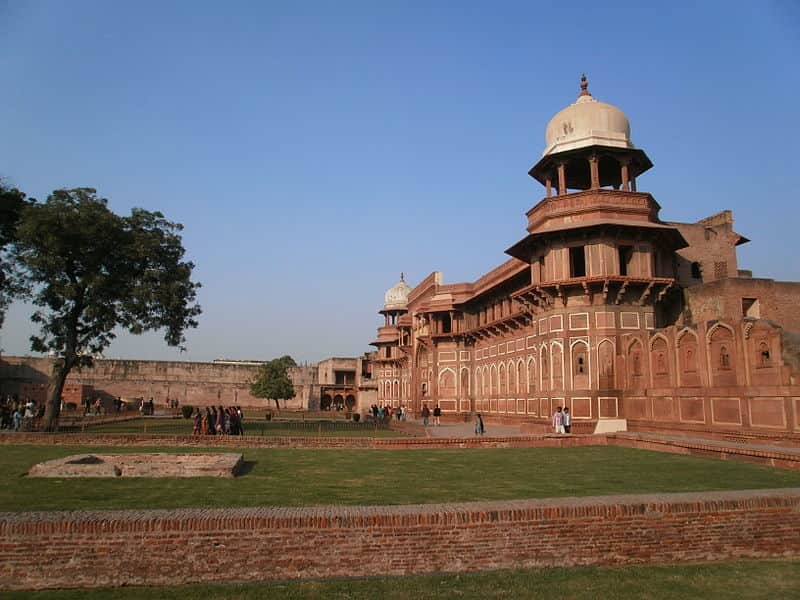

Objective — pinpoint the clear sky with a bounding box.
[1,1,798,364]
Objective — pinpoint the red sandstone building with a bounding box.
[369,76,800,436]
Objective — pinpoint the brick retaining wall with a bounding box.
[1,489,799,590]
[3,431,800,469]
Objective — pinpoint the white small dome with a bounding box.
[543,76,632,157]
[384,274,411,310]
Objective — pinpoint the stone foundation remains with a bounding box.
[27,453,244,478]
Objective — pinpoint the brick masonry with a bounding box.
[1,488,799,590]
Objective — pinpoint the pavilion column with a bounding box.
[589,155,600,189]
[557,162,567,195]
[620,160,630,191]
[631,176,637,192]
[545,177,552,198]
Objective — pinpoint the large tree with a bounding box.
[12,188,201,430]
[250,355,297,409]
[0,182,30,328]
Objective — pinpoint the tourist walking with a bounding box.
[433,405,441,426]
[475,413,485,436]
[552,406,564,434]
[563,406,571,433]
[421,404,430,426]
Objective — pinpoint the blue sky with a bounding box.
[1,1,798,363]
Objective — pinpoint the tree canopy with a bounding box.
[250,355,297,409]
[0,182,30,328]
[12,188,201,430]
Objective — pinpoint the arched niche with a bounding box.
[627,338,646,389]
[571,340,589,390]
[516,360,525,395]
[540,346,550,391]
[677,329,701,387]
[438,369,456,397]
[498,363,507,396]
[598,339,615,389]
[527,357,537,395]
[708,324,737,386]
[551,343,564,390]
[460,367,470,397]
[650,335,671,387]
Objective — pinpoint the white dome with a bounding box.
[384,274,411,310]
[543,76,632,157]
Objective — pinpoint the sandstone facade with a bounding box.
[368,77,800,438]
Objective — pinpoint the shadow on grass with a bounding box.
[235,460,257,477]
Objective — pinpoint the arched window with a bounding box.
[574,351,586,375]
[720,346,730,369]
[527,359,537,394]
[758,342,771,368]
[540,347,549,391]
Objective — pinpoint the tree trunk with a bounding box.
[273,398,280,410]
[43,360,71,432]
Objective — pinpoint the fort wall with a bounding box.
[0,356,314,410]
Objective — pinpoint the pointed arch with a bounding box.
[708,322,737,386]
[516,359,525,395]
[676,327,700,387]
[627,337,645,388]
[649,333,671,387]
[498,362,506,396]
[527,356,537,395]
[438,368,456,397]
[540,345,550,391]
[460,367,470,397]
[570,339,590,390]
[550,341,564,390]
[597,338,615,389]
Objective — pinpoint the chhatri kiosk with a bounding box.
[369,77,800,438]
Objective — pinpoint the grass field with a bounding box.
[5,561,800,599]
[2,445,800,511]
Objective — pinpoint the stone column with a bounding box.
[620,160,630,191]
[557,162,567,195]
[589,155,600,189]
[545,177,552,198]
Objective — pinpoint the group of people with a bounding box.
[192,406,245,436]
[420,404,442,426]
[368,404,408,423]
[551,406,571,434]
[0,395,38,432]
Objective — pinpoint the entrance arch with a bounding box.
[321,394,332,411]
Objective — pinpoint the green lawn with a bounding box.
[2,445,799,512]
[5,561,800,599]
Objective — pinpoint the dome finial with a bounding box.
[400,272,405,282]
[579,73,590,97]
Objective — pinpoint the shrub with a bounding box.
[352,412,360,422]
[181,405,194,419]
[265,411,273,421]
